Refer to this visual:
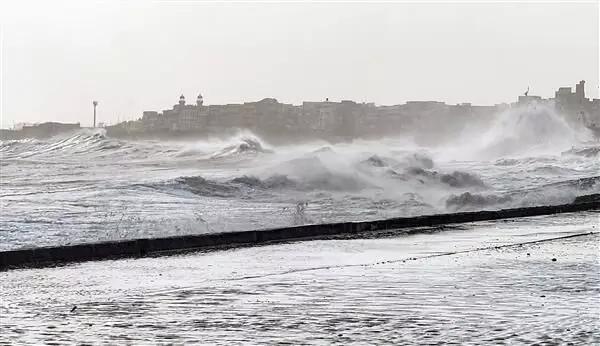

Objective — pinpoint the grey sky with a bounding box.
[1,1,598,128]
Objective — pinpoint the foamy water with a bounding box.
[1,106,599,251]
[1,212,598,344]
[2,106,600,344]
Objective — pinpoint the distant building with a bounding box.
[555,81,585,110]
[104,80,599,142]
[151,93,209,131]
[553,80,598,125]
[12,122,32,130]
[517,95,542,105]
[21,122,80,138]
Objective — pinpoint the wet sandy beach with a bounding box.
[1,212,599,345]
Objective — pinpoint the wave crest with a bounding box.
[0,128,129,160]
[210,136,273,159]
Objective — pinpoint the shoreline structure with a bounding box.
[2,194,598,271]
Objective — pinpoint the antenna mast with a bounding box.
[93,101,98,128]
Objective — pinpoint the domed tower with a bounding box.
[196,93,204,106]
[179,94,186,106]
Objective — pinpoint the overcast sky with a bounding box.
[1,1,598,128]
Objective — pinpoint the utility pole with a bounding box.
[93,101,98,128]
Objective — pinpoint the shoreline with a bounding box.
[1,194,598,271]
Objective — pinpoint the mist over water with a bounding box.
[436,105,592,160]
[1,106,598,250]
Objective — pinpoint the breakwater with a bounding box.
[1,196,599,271]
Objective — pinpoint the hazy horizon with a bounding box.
[1,0,598,128]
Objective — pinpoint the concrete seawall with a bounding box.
[1,197,599,271]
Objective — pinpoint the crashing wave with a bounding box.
[454,105,592,160]
[210,136,273,159]
[561,145,600,158]
[363,155,387,167]
[172,176,240,198]
[446,175,600,211]
[390,166,486,189]
[407,152,435,169]
[439,171,486,188]
[312,146,336,154]
[362,152,433,172]
[0,129,128,160]
[154,169,375,197]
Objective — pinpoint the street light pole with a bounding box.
[93,101,98,128]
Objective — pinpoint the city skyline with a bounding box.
[1,1,598,128]
[6,78,597,129]
[4,79,596,144]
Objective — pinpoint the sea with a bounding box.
[0,104,599,344]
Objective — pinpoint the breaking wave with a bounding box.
[0,129,275,162]
[209,136,273,159]
[562,144,600,158]
[446,176,600,211]
[3,125,594,213]
[442,104,594,160]
[136,140,599,215]
[0,128,158,162]
[2,115,598,249]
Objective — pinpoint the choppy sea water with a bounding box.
[1,212,598,344]
[1,105,599,250]
[1,105,600,344]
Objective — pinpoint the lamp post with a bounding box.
[93,101,98,128]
